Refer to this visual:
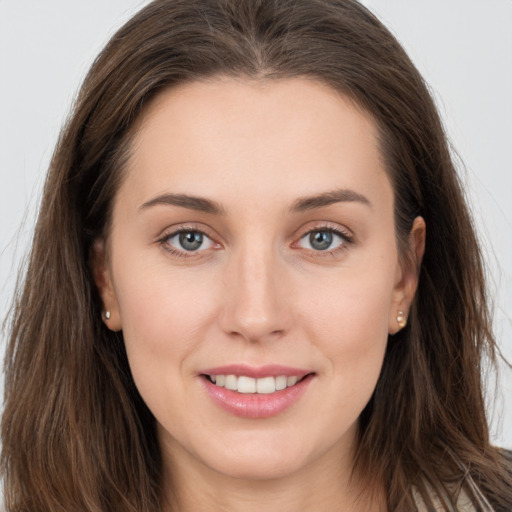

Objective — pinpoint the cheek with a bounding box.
[299,281,391,441]
[298,258,395,382]
[302,267,394,338]
[111,257,221,381]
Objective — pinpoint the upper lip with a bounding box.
[199,364,313,379]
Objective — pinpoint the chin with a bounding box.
[198,437,318,481]
[209,454,306,481]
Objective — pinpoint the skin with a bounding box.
[94,77,425,512]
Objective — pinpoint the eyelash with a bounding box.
[157,224,354,259]
[158,225,216,259]
[295,224,354,257]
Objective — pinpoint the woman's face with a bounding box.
[95,78,423,482]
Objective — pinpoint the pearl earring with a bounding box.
[397,310,407,329]
[104,310,111,320]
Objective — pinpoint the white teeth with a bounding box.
[275,375,287,390]
[237,376,256,393]
[287,376,298,387]
[207,374,304,393]
[224,374,237,391]
[256,376,276,394]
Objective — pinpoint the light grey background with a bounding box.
[1,1,511,447]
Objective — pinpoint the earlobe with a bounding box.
[91,238,122,331]
[389,216,426,334]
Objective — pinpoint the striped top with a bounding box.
[414,476,496,511]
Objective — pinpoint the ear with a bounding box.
[389,216,426,334]
[91,238,122,331]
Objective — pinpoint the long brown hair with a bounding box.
[2,1,511,510]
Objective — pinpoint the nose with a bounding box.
[217,244,291,343]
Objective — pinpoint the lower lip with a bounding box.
[201,374,314,418]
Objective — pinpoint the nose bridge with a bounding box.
[219,235,288,342]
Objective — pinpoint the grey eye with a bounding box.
[297,229,346,252]
[165,230,214,253]
[179,232,204,251]
[309,231,333,251]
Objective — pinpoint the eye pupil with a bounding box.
[309,231,333,251]
[179,232,203,251]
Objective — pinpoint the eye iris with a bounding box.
[310,231,333,251]
[179,232,203,251]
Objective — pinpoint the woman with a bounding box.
[2,0,511,510]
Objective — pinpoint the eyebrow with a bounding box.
[290,189,372,212]
[140,188,371,215]
[140,193,225,215]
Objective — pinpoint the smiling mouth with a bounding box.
[202,374,311,394]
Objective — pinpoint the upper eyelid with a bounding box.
[159,223,215,240]
[161,225,351,238]
[294,221,353,240]
[301,225,351,236]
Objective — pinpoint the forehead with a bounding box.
[119,77,390,214]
